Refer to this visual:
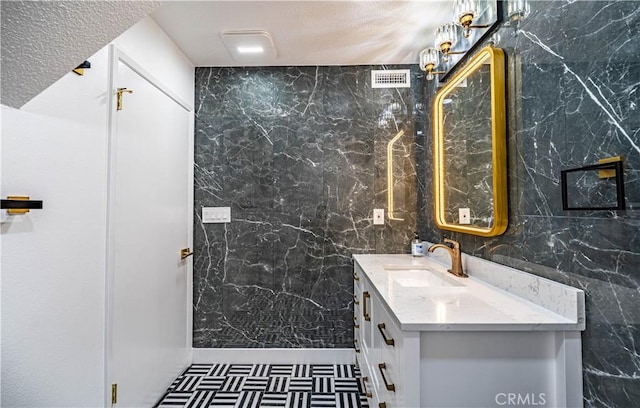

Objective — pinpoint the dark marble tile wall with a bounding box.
[418,1,639,406]
[194,66,423,348]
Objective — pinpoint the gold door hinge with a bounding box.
[180,248,194,260]
[116,88,133,111]
[111,383,117,404]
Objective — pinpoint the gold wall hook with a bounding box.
[6,196,29,215]
[2,196,43,215]
[73,61,91,76]
[116,88,134,111]
[180,248,193,260]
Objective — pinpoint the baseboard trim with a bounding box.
[192,348,355,364]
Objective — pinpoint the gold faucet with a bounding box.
[427,238,467,278]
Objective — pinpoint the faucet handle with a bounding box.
[444,238,460,249]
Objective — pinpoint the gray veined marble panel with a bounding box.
[194,65,424,349]
[518,63,566,217]
[272,115,325,213]
[322,66,375,119]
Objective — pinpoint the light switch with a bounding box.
[459,208,471,224]
[373,208,385,225]
[202,207,231,223]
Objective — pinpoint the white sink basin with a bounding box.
[384,266,466,289]
[383,264,430,271]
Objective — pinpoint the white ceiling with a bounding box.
[151,0,454,67]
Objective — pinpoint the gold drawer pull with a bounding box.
[354,338,361,353]
[353,294,360,305]
[354,316,360,329]
[362,376,373,398]
[379,403,387,408]
[377,323,395,346]
[363,291,371,321]
[378,363,395,392]
[354,273,360,281]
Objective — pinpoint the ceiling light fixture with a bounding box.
[237,46,264,54]
[220,31,277,62]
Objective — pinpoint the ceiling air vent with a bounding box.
[371,69,411,88]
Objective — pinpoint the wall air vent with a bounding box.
[371,69,411,88]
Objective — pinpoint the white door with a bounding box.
[107,49,192,407]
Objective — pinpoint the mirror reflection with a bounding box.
[433,46,507,237]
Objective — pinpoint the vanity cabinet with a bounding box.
[354,263,420,408]
[353,255,585,408]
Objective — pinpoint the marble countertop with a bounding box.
[353,253,585,332]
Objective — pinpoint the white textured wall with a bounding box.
[0,0,159,109]
[1,47,111,407]
[1,16,194,407]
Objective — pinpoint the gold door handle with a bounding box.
[180,248,193,260]
[116,87,134,111]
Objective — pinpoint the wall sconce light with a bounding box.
[454,0,490,38]
[420,1,513,82]
[506,0,530,27]
[419,47,445,81]
[435,23,466,62]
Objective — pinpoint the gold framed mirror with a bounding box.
[432,46,507,237]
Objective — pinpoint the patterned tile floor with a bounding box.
[155,364,369,408]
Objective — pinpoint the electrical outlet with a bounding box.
[373,208,385,225]
[459,208,471,224]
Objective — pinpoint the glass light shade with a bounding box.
[507,0,530,21]
[454,0,480,37]
[435,23,458,62]
[419,47,440,73]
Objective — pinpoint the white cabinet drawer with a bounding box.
[372,297,405,408]
[374,301,402,368]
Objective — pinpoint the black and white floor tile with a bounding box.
[156,364,369,408]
